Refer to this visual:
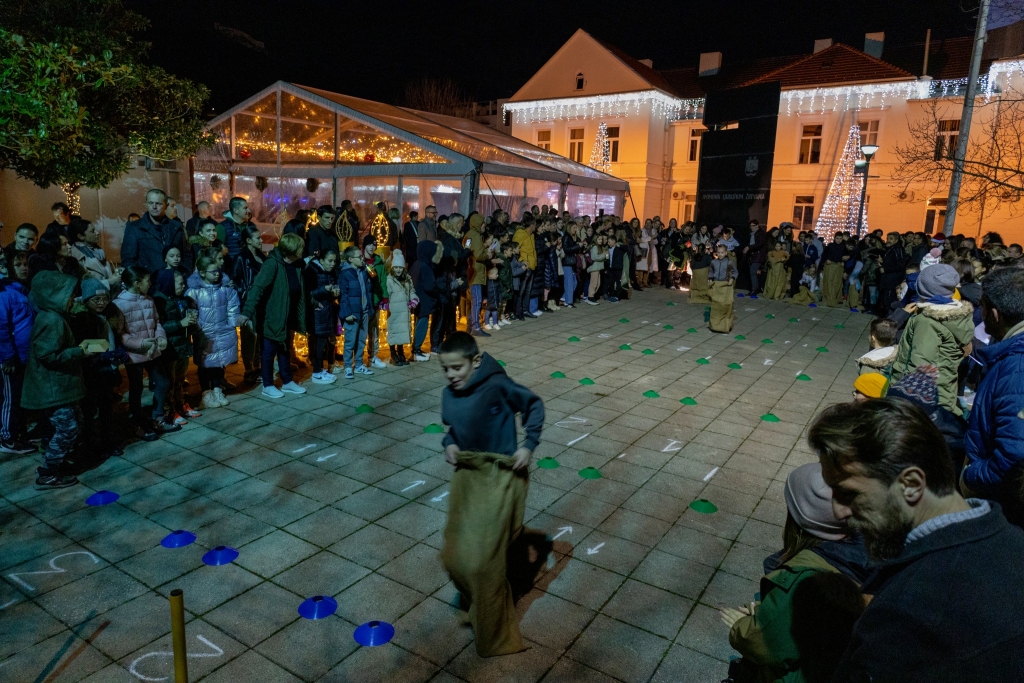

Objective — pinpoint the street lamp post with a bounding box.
[855,144,879,238]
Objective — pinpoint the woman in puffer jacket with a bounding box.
[186,255,240,409]
[114,265,173,440]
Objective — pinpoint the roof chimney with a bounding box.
[864,32,885,58]
[638,58,653,68]
[813,39,833,53]
[699,52,722,77]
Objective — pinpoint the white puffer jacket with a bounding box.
[185,279,240,368]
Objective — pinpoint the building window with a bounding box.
[934,120,960,160]
[683,202,695,223]
[799,125,822,164]
[858,120,879,147]
[569,128,585,162]
[793,196,815,230]
[575,73,585,90]
[924,197,947,234]
[688,128,704,162]
[536,130,551,151]
[606,126,620,162]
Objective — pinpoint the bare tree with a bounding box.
[892,90,1024,217]
[403,77,474,117]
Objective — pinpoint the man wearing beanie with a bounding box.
[890,264,974,415]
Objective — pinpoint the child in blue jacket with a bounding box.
[0,253,35,454]
[337,245,374,379]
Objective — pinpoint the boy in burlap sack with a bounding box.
[708,243,738,333]
[438,331,545,656]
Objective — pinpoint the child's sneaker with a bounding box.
[262,385,285,398]
[413,352,430,362]
[345,368,355,379]
[330,364,344,374]
[369,357,387,370]
[201,390,216,410]
[355,365,374,375]
[173,413,188,426]
[311,371,335,384]
[281,381,307,394]
[183,404,202,418]
[585,298,599,305]
[0,439,36,454]
[213,387,230,406]
[34,471,79,490]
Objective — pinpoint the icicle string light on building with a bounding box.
[589,122,611,173]
[814,124,867,241]
[503,90,704,123]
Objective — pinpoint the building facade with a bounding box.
[506,28,1024,242]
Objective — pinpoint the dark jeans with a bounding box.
[748,262,763,295]
[262,338,293,387]
[413,314,430,354]
[0,366,25,442]
[80,368,118,448]
[197,366,225,391]
[606,269,623,298]
[309,334,336,372]
[516,271,533,317]
[126,361,169,423]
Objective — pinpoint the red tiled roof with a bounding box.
[592,35,681,96]
[739,43,915,88]
[882,36,993,80]
[658,55,804,98]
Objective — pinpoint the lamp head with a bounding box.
[861,144,879,160]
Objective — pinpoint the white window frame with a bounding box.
[793,195,815,230]
[568,127,585,163]
[688,127,705,163]
[606,125,621,163]
[858,119,879,148]
[935,120,960,161]
[799,123,823,164]
[536,129,552,151]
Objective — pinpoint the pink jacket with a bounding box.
[114,290,167,363]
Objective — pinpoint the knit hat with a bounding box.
[916,263,959,300]
[887,364,939,410]
[81,278,110,302]
[854,372,889,399]
[784,463,847,541]
[469,214,484,231]
[712,225,723,236]
[362,233,376,248]
[391,249,406,268]
[919,248,943,271]
[931,233,946,245]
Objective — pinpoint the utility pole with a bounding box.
[944,0,991,235]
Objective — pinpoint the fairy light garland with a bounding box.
[503,90,704,123]
[814,124,868,241]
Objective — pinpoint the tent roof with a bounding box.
[200,82,627,192]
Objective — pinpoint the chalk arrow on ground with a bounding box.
[587,542,605,555]
[292,444,317,453]
[402,480,426,492]
[662,439,683,453]
[316,452,338,462]
[431,491,449,502]
[552,526,573,540]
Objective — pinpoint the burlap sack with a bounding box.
[709,281,735,332]
[821,262,844,307]
[441,451,528,657]
[689,267,711,304]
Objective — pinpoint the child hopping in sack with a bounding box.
[438,331,545,656]
[708,243,739,333]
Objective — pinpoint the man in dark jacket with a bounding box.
[809,398,1024,683]
[185,201,212,237]
[417,205,438,243]
[217,197,247,269]
[306,205,338,259]
[410,240,441,360]
[401,210,420,267]
[963,267,1024,526]
[45,202,72,238]
[121,189,191,277]
[743,221,768,295]
[878,232,908,314]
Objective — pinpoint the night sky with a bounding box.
[129,0,981,114]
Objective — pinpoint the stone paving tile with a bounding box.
[0,290,872,680]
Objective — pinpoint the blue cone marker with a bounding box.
[354,620,395,646]
[298,595,338,620]
[86,490,119,506]
[202,545,239,566]
[161,530,197,548]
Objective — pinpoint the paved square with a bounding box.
[0,289,868,682]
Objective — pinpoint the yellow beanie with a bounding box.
[854,373,889,398]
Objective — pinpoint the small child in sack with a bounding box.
[385,249,416,366]
[438,332,545,657]
[497,243,514,325]
[791,264,820,304]
[856,318,898,377]
[484,267,502,330]
[708,243,739,333]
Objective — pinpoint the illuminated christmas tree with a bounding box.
[589,121,611,173]
[814,124,868,241]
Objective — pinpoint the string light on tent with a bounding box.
[503,90,704,123]
[814,124,868,241]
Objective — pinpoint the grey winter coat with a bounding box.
[186,279,240,368]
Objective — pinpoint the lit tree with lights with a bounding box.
[815,124,868,241]
[589,122,611,173]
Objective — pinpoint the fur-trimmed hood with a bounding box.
[918,299,973,322]
[858,345,897,368]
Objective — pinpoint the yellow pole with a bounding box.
[169,589,188,683]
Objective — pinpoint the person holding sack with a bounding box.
[688,243,712,305]
[438,331,545,657]
[708,243,738,332]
